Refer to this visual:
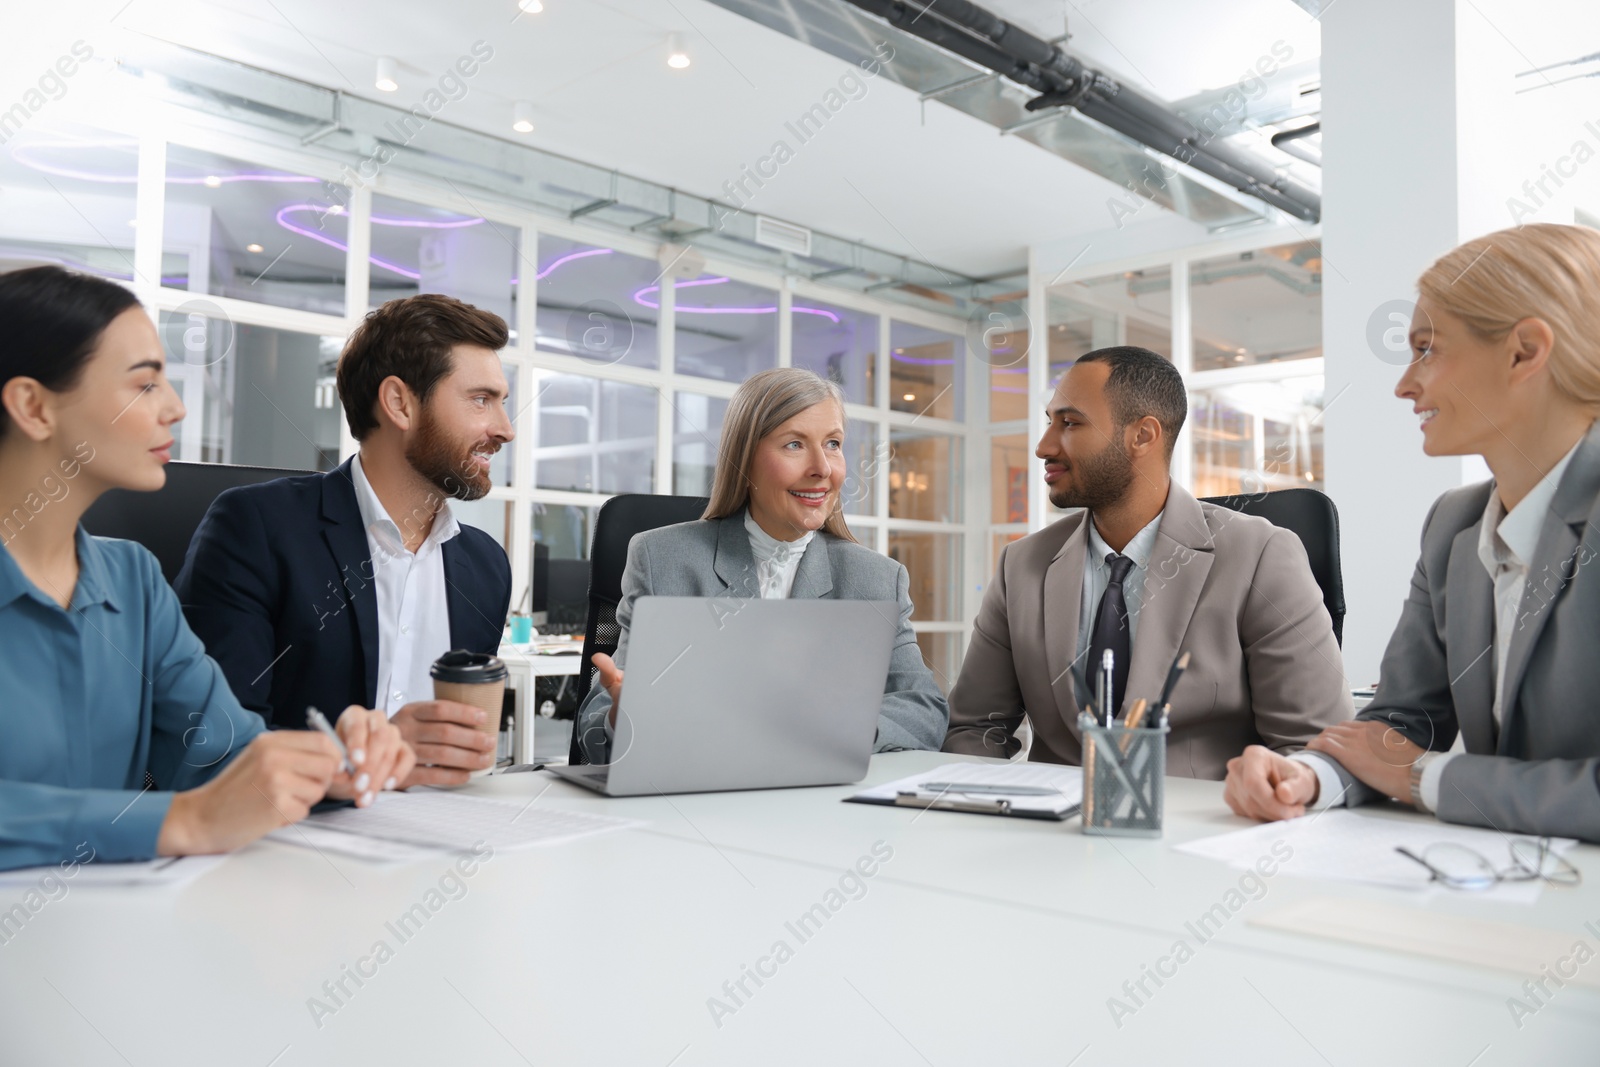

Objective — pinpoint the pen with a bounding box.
[914,783,1062,796]
[893,793,1015,815]
[1155,650,1190,729]
[305,705,355,775]
[1099,648,1115,728]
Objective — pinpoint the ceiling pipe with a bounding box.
[840,0,1320,222]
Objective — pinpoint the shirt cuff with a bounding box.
[1418,751,1459,813]
[74,789,176,863]
[1288,752,1346,810]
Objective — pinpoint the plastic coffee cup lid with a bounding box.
[429,650,508,684]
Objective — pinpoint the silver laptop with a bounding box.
[548,596,898,796]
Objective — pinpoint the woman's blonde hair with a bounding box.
[703,367,858,543]
[1417,223,1600,413]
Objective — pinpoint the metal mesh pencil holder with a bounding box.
[1079,713,1168,838]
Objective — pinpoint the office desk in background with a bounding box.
[497,643,582,764]
[2,753,1595,1066]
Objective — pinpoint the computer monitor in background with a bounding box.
[530,542,550,626]
[528,539,592,632]
[544,559,590,629]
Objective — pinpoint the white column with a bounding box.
[1169,258,1193,491]
[1026,244,1049,532]
[655,254,675,494]
[1321,0,1519,684]
[338,185,371,464]
[132,133,165,308]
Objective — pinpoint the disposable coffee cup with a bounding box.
[430,650,508,779]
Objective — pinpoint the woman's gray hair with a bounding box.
[702,367,858,543]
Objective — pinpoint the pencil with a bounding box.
[1118,698,1148,756]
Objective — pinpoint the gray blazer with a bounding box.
[1311,422,1600,842]
[574,510,949,763]
[944,481,1352,779]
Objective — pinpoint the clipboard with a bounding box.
[844,763,1083,821]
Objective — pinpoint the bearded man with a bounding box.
[943,346,1351,778]
[176,295,514,786]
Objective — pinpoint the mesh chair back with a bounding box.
[1200,487,1346,645]
[568,494,711,764]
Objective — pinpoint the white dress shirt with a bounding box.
[745,511,814,599]
[1296,436,1585,810]
[1074,510,1165,667]
[351,455,460,716]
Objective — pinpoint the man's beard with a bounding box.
[1048,437,1136,512]
[406,405,494,502]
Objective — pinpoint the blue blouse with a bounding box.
[0,526,264,870]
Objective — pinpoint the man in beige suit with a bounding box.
[945,346,1351,779]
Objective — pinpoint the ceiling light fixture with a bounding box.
[375,56,400,93]
[512,101,535,134]
[518,0,544,11]
[666,32,691,69]
[203,174,222,188]
[247,243,264,253]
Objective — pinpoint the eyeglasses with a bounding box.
[1395,837,1582,891]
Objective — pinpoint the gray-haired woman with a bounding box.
[574,367,949,763]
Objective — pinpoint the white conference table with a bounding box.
[2,752,1596,1066]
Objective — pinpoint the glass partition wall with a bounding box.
[7,120,977,693]
[7,109,1321,697]
[1032,239,1324,532]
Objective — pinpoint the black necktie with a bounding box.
[1088,552,1134,718]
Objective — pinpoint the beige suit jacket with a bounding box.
[944,482,1352,779]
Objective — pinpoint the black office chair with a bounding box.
[568,493,711,765]
[1200,487,1346,645]
[81,460,307,585]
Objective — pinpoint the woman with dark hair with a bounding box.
[0,266,415,872]
[573,367,948,763]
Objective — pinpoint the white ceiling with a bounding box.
[7,0,1598,280]
[2,0,1327,279]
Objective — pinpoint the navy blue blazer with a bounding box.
[173,459,511,730]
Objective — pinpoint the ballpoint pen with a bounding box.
[913,783,1062,796]
[1155,650,1190,729]
[1099,648,1116,727]
[305,705,356,775]
[892,793,1017,815]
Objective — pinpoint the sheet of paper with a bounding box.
[264,823,451,863]
[850,762,1083,815]
[0,854,226,889]
[1175,809,1578,904]
[293,790,645,851]
[1251,896,1600,988]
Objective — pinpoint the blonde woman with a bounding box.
[575,368,948,763]
[1225,223,1600,843]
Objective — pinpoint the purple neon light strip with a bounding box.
[11,142,321,185]
[275,205,420,280]
[275,204,488,281]
[632,278,840,322]
[535,247,611,279]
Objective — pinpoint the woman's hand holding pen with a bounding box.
[155,731,344,856]
[324,706,415,807]
[156,707,416,856]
